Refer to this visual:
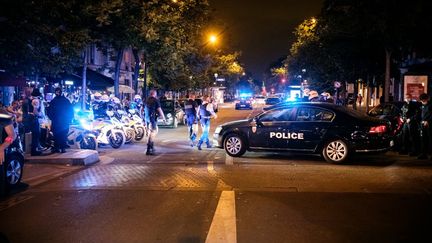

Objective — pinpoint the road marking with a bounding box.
[147,153,164,163]
[207,161,214,172]
[205,191,237,243]
[225,155,233,165]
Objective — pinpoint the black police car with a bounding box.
[214,102,392,164]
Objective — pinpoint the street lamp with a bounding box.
[209,34,218,45]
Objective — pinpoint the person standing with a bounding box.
[400,94,420,156]
[418,93,432,160]
[47,88,74,153]
[144,90,166,155]
[357,94,363,107]
[22,88,43,156]
[184,93,199,147]
[197,95,217,150]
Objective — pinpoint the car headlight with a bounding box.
[214,126,223,134]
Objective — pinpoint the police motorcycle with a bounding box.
[124,103,146,141]
[107,109,135,144]
[67,110,98,150]
[88,96,126,148]
[83,116,126,149]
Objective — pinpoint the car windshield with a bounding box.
[267,98,279,101]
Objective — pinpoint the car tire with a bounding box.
[3,154,24,188]
[224,133,246,157]
[322,139,350,164]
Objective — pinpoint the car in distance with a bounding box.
[158,100,185,128]
[253,95,266,105]
[265,96,281,106]
[214,102,392,164]
[235,97,253,110]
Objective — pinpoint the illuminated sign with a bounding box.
[65,80,74,85]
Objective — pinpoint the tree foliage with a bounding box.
[286,0,432,92]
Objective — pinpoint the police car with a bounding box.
[214,102,393,164]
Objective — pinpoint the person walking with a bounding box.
[47,88,74,153]
[197,95,217,150]
[417,93,432,160]
[144,90,166,155]
[184,93,199,147]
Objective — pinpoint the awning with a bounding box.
[61,69,115,90]
[0,72,26,87]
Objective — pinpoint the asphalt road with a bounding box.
[1,103,432,243]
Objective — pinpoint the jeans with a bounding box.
[198,118,211,145]
[186,115,198,141]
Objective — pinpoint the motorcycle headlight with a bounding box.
[214,126,223,134]
[167,113,172,119]
[80,119,93,130]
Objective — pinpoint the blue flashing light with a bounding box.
[239,93,252,98]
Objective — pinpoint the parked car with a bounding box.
[214,102,393,164]
[158,100,186,128]
[367,101,405,136]
[1,118,25,195]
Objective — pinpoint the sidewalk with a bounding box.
[25,149,99,166]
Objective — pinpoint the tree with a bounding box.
[0,1,92,79]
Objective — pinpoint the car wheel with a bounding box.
[224,133,246,157]
[322,139,350,164]
[4,154,24,187]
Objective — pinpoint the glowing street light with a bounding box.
[209,34,218,45]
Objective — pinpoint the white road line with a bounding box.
[205,191,237,243]
[207,161,214,172]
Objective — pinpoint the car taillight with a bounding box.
[369,125,387,134]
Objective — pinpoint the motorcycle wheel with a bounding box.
[109,131,124,149]
[134,126,145,141]
[125,128,135,144]
[80,135,97,150]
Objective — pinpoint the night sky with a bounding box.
[209,0,323,79]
